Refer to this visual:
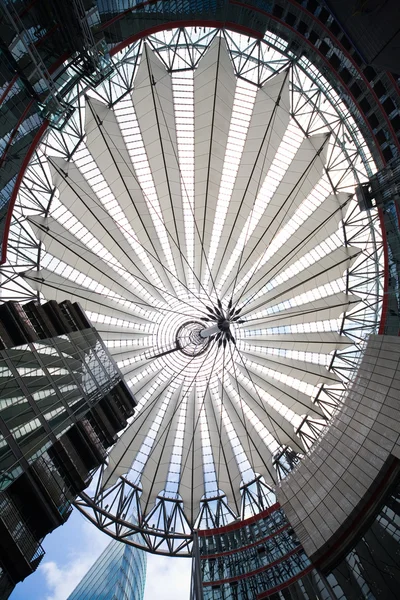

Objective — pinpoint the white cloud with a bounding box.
[144,555,191,600]
[39,519,110,600]
[40,516,191,600]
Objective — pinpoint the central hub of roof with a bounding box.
[198,300,244,348]
[175,320,210,357]
[218,318,231,332]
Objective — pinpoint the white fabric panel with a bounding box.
[194,37,237,286]
[49,157,164,303]
[245,246,360,311]
[140,384,184,514]
[119,356,157,377]
[29,216,147,309]
[102,384,172,490]
[203,388,242,514]
[232,370,304,453]
[242,332,351,354]
[241,292,360,330]
[241,193,349,301]
[108,346,153,364]
[132,46,187,287]
[84,325,145,341]
[179,387,204,524]
[23,268,149,328]
[218,379,275,482]
[221,134,329,298]
[85,97,175,294]
[119,356,161,381]
[130,371,165,402]
[239,348,340,386]
[236,352,326,416]
[211,71,290,283]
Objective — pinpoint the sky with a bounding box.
[10,509,192,600]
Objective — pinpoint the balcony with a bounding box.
[0,492,44,583]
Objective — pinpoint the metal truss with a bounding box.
[75,469,277,556]
[0,26,384,554]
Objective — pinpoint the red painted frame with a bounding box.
[1,120,49,265]
[202,545,303,587]
[198,502,280,537]
[200,523,290,559]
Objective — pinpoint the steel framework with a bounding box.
[0,26,383,555]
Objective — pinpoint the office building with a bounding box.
[67,533,146,600]
[0,1,400,599]
[194,336,400,597]
[0,300,137,598]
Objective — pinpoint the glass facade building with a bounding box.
[67,535,146,600]
[0,326,121,490]
[0,300,138,599]
[193,480,400,600]
[198,504,312,599]
[191,335,400,599]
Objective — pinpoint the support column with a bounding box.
[199,325,219,339]
[191,530,204,600]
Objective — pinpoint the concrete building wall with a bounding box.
[276,334,400,562]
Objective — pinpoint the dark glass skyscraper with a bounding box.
[67,535,146,600]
